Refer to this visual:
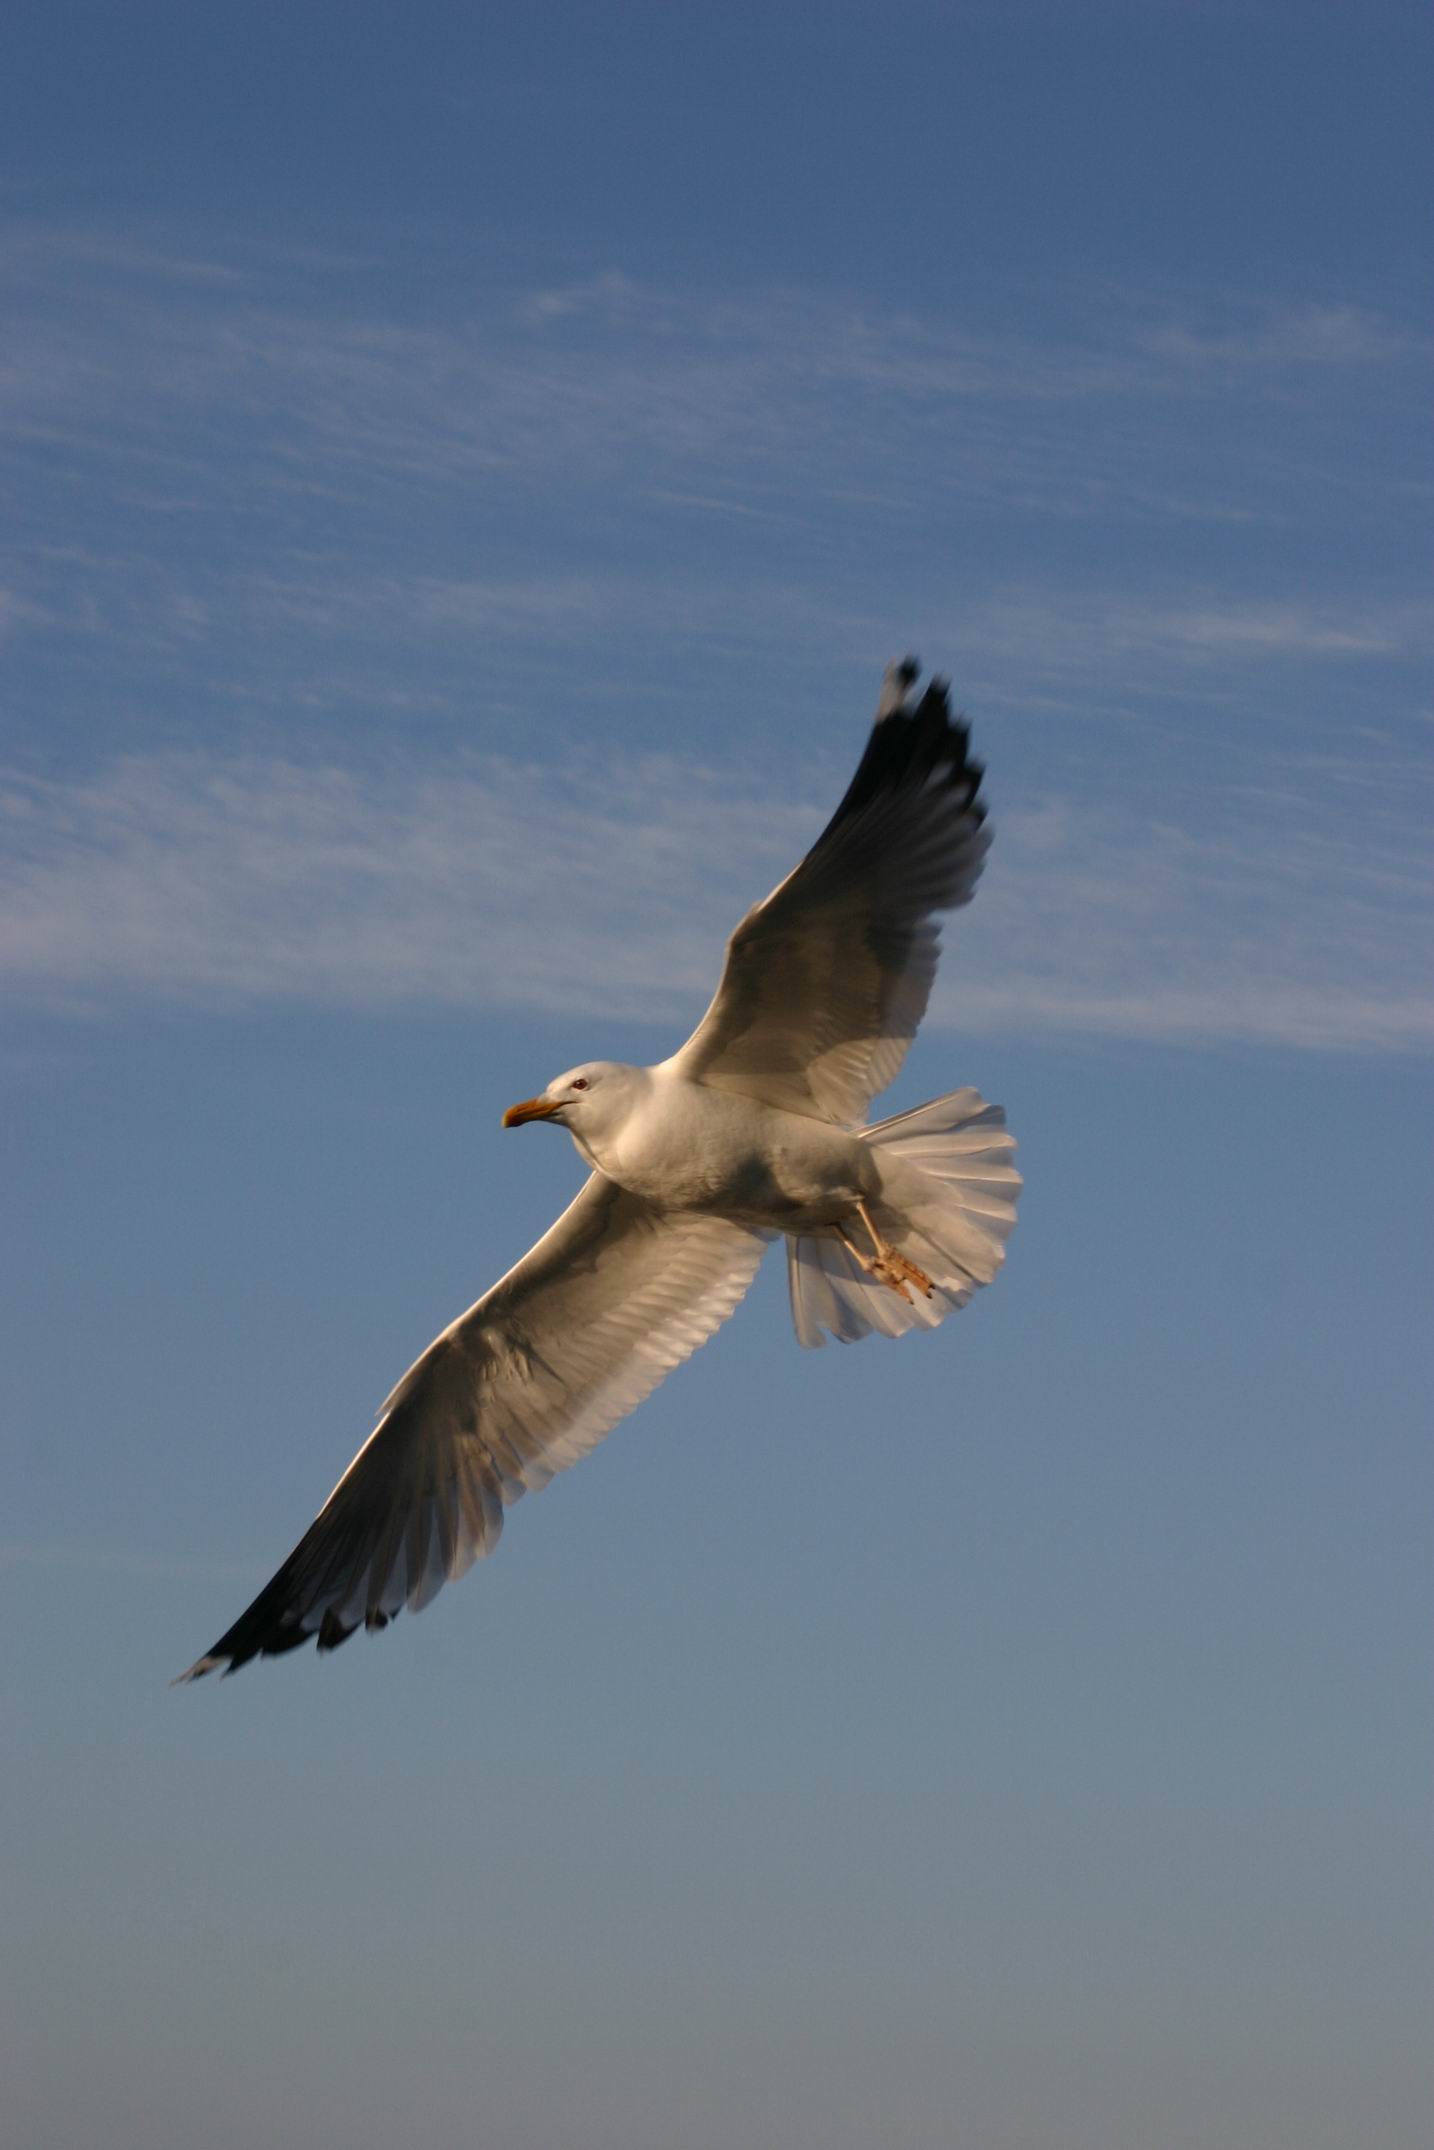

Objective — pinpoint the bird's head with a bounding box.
[502,1061,642,1143]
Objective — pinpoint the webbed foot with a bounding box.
[869,1247,933,1301]
[841,1202,935,1302]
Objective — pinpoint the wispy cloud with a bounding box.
[0,748,808,1022]
[517,269,644,325]
[1141,302,1423,371]
[3,742,1430,1053]
[947,771,1434,1051]
[4,233,1426,741]
[0,220,249,287]
[3,228,1429,1058]
[3,239,1422,524]
[941,589,1433,683]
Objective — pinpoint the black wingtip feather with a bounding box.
[825,669,985,839]
[177,1589,405,1682]
[317,1607,356,1652]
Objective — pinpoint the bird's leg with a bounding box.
[853,1200,933,1301]
[835,1222,905,1295]
[836,1215,924,1303]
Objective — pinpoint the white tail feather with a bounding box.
[786,1088,1020,1348]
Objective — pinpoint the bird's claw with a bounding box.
[870,1249,933,1302]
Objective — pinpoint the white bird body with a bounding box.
[180,660,1022,1679]
[554,1059,878,1232]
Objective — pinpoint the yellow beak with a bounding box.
[502,1096,563,1128]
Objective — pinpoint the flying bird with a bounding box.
[180,660,1021,1678]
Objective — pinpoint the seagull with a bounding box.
[179,660,1021,1678]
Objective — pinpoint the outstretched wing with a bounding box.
[669,661,990,1125]
[178,1177,767,1677]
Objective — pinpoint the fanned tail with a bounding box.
[785,1088,1020,1347]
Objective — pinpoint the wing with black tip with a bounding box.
[178,1175,766,1678]
[669,661,990,1125]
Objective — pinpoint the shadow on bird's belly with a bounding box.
[610,1102,877,1233]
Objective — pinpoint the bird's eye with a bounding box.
[572,1078,589,1092]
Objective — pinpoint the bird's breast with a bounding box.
[599,1083,872,1228]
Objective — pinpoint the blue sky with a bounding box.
[5,6,1432,2147]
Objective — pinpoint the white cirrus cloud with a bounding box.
[3,742,1430,1054]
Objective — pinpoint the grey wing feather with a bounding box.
[177,1176,767,1677]
[670,663,990,1125]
